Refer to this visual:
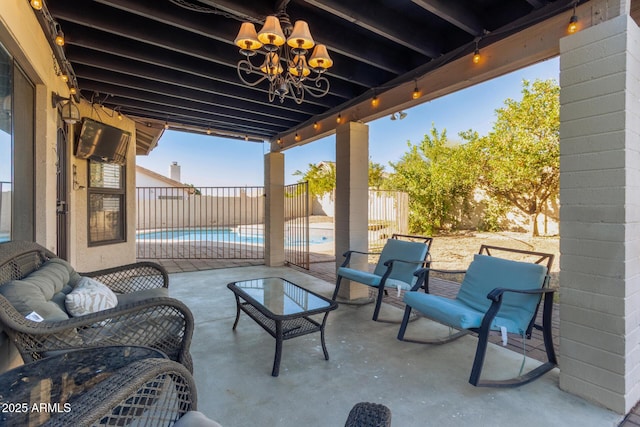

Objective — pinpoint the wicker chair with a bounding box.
[0,241,194,371]
[345,402,392,427]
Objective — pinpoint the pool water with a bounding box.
[136,227,333,246]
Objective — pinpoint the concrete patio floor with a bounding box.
[168,265,622,427]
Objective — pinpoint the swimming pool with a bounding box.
[136,227,333,245]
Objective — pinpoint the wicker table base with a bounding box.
[228,277,338,376]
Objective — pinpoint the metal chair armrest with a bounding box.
[486,286,555,302]
[340,250,381,267]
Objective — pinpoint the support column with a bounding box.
[264,152,285,267]
[334,121,369,300]
[559,13,640,414]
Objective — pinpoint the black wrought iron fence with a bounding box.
[136,186,265,259]
[284,182,310,269]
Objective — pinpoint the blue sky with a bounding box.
[136,57,559,187]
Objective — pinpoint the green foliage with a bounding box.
[477,198,510,232]
[384,126,478,235]
[293,162,336,196]
[463,79,559,236]
[183,183,201,196]
[368,161,386,190]
[294,160,387,196]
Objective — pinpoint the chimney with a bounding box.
[169,161,181,182]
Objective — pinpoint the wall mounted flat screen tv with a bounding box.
[75,118,131,165]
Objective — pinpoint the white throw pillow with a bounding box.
[65,277,118,317]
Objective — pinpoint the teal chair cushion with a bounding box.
[403,292,522,332]
[404,254,547,335]
[372,239,429,286]
[336,267,415,290]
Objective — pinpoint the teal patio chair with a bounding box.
[397,245,556,387]
[332,234,432,321]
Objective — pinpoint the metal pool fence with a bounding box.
[136,186,266,260]
[135,185,407,268]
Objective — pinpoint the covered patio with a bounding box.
[2,0,640,421]
[169,264,621,426]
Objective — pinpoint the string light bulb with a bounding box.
[55,29,65,46]
[295,133,301,142]
[277,138,283,145]
[60,74,68,83]
[568,3,579,34]
[164,122,169,129]
[206,128,212,135]
[412,85,421,100]
[69,87,77,95]
[313,121,319,130]
[472,48,480,64]
[30,0,43,11]
[336,113,342,124]
[371,95,379,108]
[117,111,123,120]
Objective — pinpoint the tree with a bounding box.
[368,161,386,190]
[293,161,335,196]
[384,126,478,234]
[294,160,387,196]
[464,79,559,236]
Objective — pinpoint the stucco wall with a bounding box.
[0,0,73,373]
[68,102,138,272]
[0,0,70,254]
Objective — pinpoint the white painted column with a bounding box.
[559,14,640,414]
[334,121,370,300]
[264,152,285,267]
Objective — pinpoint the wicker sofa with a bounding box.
[0,241,194,371]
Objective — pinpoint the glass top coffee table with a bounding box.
[227,277,338,376]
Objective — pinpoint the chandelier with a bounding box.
[234,12,333,104]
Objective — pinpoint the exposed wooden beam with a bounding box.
[525,0,548,8]
[302,0,441,57]
[68,48,335,116]
[275,3,573,149]
[411,0,484,36]
[76,73,306,127]
[64,30,354,108]
[59,0,390,89]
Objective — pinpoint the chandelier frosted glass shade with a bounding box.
[235,14,333,104]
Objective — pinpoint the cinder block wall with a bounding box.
[559,14,640,414]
